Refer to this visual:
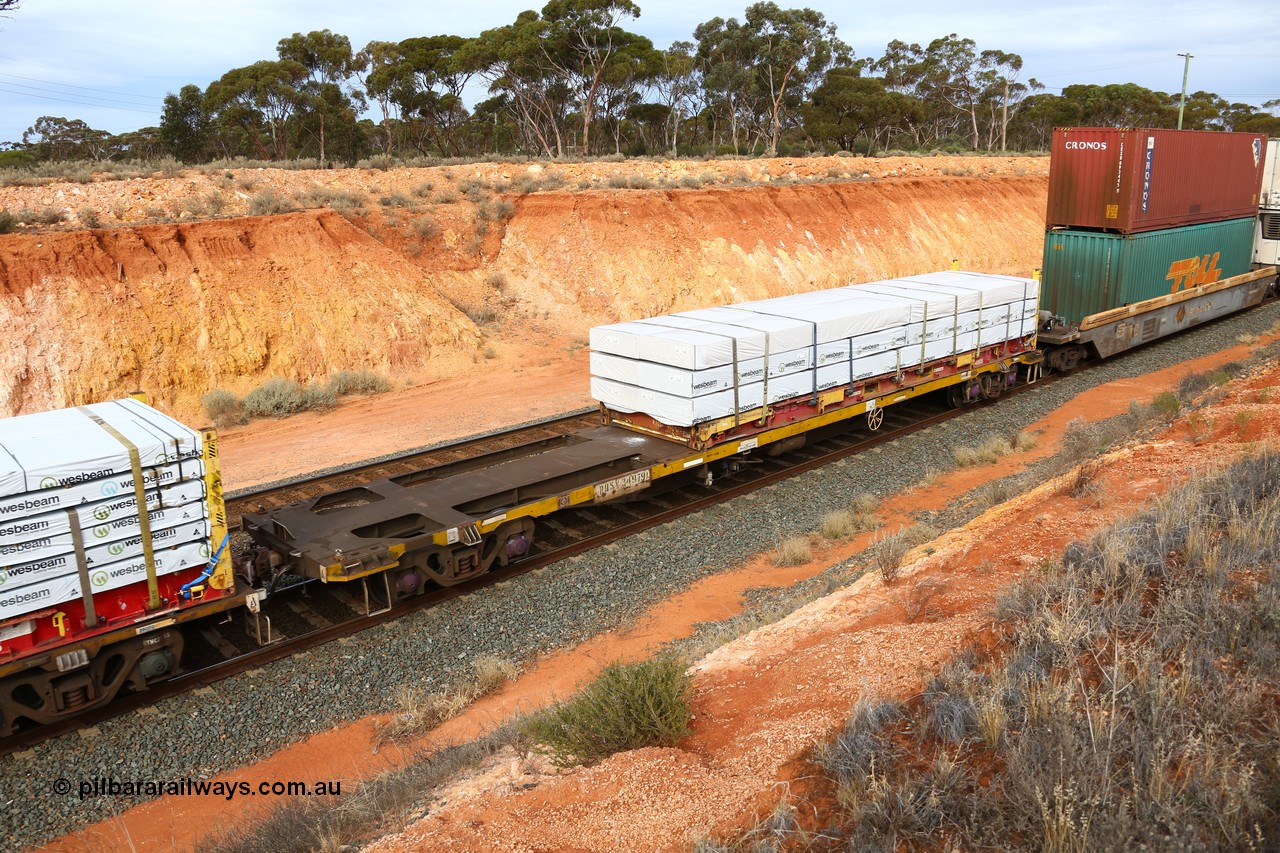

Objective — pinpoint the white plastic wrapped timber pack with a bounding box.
[590,271,1040,427]
[0,541,212,620]
[0,398,213,619]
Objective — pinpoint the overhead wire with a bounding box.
[0,84,158,114]
[0,71,161,102]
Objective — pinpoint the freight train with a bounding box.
[0,128,1275,737]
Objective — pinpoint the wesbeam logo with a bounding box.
[40,477,58,489]
[1167,253,1223,292]
[91,570,108,587]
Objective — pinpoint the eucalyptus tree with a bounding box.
[355,40,405,154]
[160,84,212,162]
[653,40,700,153]
[693,15,757,152]
[591,29,661,153]
[874,34,1033,149]
[743,2,848,155]
[21,116,109,161]
[540,0,645,154]
[206,59,309,160]
[803,66,923,152]
[456,11,571,157]
[277,29,362,163]
[384,35,476,156]
[1056,82,1173,128]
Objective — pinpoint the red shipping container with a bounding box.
[1046,128,1266,233]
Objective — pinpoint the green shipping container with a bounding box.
[1040,217,1256,325]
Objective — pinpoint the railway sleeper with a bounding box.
[0,630,183,737]
[392,517,537,594]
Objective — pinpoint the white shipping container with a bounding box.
[0,398,203,499]
[0,540,211,621]
[0,480,207,549]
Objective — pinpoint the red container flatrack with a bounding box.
[1046,128,1266,234]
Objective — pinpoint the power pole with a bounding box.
[1177,52,1193,129]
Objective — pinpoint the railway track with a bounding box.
[0,377,1045,755]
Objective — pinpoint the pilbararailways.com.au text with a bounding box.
[51,776,342,801]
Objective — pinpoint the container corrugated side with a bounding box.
[1046,128,1266,233]
[1040,218,1256,325]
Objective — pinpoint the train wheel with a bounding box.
[980,373,1004,400]
[866,406,884,431]
[946,383,967,408]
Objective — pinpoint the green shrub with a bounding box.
[476,198,515,221]
[525,656,692,767]
[294,185,366,210]
[77,207,101,228]
[378,192,412,208]
[248,188,297,216]
[0,209,16,233]
[325,369,391,397]
[200,388,244,427]
[20,205,66,225]
[409,215,441,240]
[241,377,335,418]
[1150,390,1181,416]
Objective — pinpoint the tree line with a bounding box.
[5,0,1279,167]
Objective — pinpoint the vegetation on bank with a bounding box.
[719,450,1279,851]
[200,369,391,427]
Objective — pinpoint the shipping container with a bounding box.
[1041,218,1256,325]
[1261,139,1280,211]
[1046,128,1266,233]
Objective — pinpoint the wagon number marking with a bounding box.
[594,470,651,501]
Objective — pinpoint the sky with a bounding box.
[0,0,1276,147]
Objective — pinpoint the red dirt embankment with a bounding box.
[0,156,1048,423]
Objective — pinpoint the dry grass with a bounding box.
[374,654,518,745]
[793,451,1280,851]
[953,435,1014,467]
[870,523,937,584]
[774,535,813,566]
